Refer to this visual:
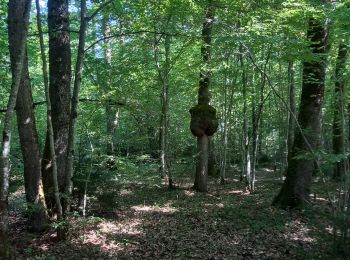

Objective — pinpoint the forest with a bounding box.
[0,0,349,258]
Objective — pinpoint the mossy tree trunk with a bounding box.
[273,17,328,209]
[0,0,31,256]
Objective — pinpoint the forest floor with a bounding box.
[8,165,347,259]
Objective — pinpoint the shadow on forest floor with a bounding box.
[8,166,343,259]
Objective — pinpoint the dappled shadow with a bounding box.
[9,169,340,259]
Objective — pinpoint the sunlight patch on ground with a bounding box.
[225,189,243,195]
[184,190,195,196]
[131,204,178,214]
[285,220,315,243]
[98,219,143,236]
[120,188,133,196]
[76,219,144,255]
[203,202,224,208]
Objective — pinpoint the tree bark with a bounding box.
[332,43,348,180]
[273,17,328,208]
[0,0,31,256]
[42,0,72,212]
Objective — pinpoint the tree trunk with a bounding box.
[0,0,31,256]
[273,17,328,208]
[208,137,217,177]
[156,34,171,182]
[35,0,62,224]
[333,43,348,180]
[195,135,209,192]
[239,44,251,184]
[287,61,296,166]
[42,0,71,212]
[192,0,216,192]
[220,57,235,184]
[15,51,48,232]
[102,14,117,155]
[65,0,87,214]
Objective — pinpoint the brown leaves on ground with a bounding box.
[9,171,338,259]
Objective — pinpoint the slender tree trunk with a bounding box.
[220,94,234,184]
[193,0,216,192]
[35,0,62,224]
[0,0,31,256]
[250,50,270,192]
[273,17,328,208]
[102,14,117,155]
[239,44,251,184]
[220,56,235,184]
[65,0,87,214]
[42,0,72,212]
[333,43,348,180]
[287,61,296,166]
[157,34,171,183]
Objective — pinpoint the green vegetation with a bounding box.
[0,0,350,258]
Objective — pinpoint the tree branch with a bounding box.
[87,0,115,22]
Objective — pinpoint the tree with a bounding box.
[0,0,31,256]
[102,12,118,156]
[42,0,72,213]
[273,17,329,208]
[65,0,88,213]
[332,43,348,180]
[190,0,218,192]
[14,33,48,233]
[287,61,296,167]
[35,0,62,228]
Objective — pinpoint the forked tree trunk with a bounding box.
[0,0,31,256]
[273,17,328,208]
[333,43,348,180]
[42,0,72,213]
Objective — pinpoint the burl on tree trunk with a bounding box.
[273,17,328,209]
